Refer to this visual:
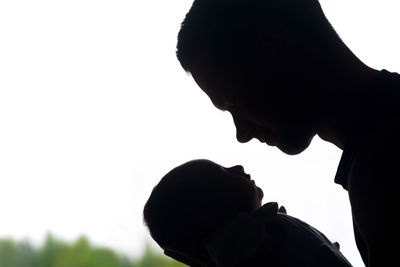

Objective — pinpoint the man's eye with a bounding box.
[223,101,235,110]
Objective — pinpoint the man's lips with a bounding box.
[253,130,277,146]
[256,135,276,146]
[265,138,276,146]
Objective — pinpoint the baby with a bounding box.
[143,159,352,267]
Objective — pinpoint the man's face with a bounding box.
[190,58,317,155]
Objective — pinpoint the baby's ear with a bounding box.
[164,249,202,267]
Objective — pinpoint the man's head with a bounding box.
[177,0,351,154]
[143,159,263,265]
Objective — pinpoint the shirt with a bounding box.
[334,69,400,266]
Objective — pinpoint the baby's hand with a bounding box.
[278,205,287,214]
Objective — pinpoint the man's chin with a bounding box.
[275,136,314,155]
[277,145,306,155]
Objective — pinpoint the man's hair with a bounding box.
[176,0,339,71]
[143,161,252,257]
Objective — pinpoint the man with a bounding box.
[176,0,400,266]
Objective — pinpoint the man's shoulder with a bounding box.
[354,68,400,167]
[374,69,400,92]
[356,120,400,163]
[349,69,400,164]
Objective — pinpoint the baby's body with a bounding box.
[205,202,351,267]
[144,159,352,267]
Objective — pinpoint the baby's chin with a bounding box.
[258,186,264,199]
[255,186,264,208]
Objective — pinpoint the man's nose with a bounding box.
[232,114,253,143]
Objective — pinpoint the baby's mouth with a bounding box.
[258,187,264,198]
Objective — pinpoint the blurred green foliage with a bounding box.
[0,235,186,267]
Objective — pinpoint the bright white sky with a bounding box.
[0,1,399,266]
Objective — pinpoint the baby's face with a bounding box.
[182,159,264,212]
[219,162,264,209]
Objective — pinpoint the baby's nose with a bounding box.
[229,165,245,174]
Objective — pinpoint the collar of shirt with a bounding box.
[334,138,357,191]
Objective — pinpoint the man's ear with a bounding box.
[258,20,297,57]
[164,249,202,267]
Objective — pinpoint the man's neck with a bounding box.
[315,55,380,150]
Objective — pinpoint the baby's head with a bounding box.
[143,159,263,265]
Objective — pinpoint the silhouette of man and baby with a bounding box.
[144,0,400,266]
